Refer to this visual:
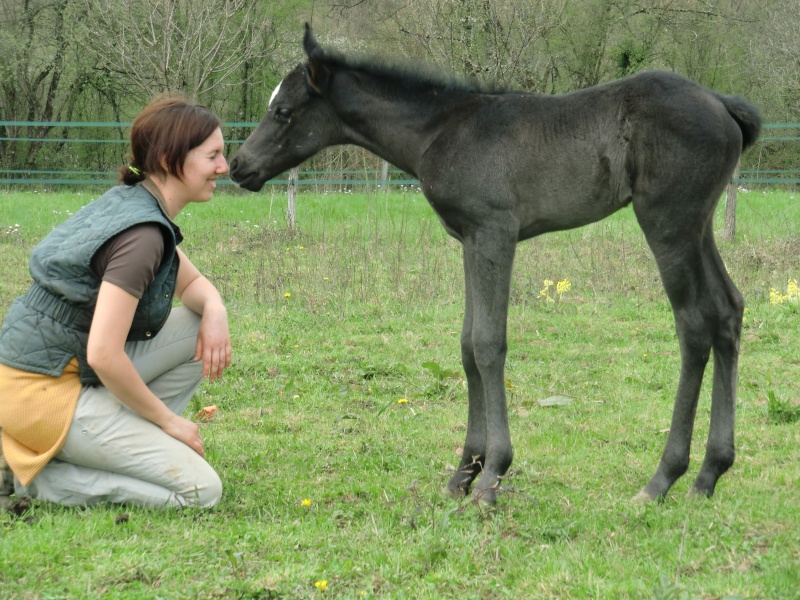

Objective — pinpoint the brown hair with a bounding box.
[119,93,221,185]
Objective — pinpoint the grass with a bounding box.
[1,187,799,599]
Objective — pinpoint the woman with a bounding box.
[0,94,231,508]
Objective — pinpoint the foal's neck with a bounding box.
[331,72,465,177]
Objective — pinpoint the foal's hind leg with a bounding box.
[633,216,741,502]
[689,239,742,497]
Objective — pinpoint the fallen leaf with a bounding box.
[194,405,219,421]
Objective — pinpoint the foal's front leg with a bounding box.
[446,227,517,504]
[446,248,486,498]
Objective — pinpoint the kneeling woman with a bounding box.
[0,95,232,508]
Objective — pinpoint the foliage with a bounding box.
[766,390,800,425]
[0,188,798,597]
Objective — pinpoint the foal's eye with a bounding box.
[275,108,292,122]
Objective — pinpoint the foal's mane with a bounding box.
[314,46,507,96]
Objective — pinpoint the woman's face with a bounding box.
[180,127,228,203]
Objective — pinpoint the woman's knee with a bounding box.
[195,472,223,508]
[179,465,222,508]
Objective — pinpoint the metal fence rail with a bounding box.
[1,121,798,186]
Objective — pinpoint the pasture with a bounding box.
[1,188,798,599]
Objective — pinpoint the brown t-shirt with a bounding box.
[90,224,165,298]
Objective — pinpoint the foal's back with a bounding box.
[420,71,750,241]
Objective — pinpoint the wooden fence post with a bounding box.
[723,163,739,241]
[380,160,389,193]
[287,167,298,230]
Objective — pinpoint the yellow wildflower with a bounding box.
[315,580,328,591]
[788,278,799,299]
[301,498,311,507]
[770,278,799,305]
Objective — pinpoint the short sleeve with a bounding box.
[91,224,165,299]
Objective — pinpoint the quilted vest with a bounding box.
[0,184,182,385]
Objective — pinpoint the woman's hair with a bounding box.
[119,94,221,185]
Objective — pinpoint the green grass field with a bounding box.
[1,188,799,599]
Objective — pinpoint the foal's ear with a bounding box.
[303,23,322,58]
[303,23,327,95]
[305,60,327,96]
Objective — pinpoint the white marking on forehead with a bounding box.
[269,81,283,108]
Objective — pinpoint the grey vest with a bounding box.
[0,184,182,385]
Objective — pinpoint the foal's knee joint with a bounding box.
[707,445,735,475]
[661,451,690,481]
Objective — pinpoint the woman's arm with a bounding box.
[87,281,205,456]
[175,248,231,382]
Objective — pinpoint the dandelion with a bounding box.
[301,498,311,507]
[315,580,328,592]
[284,292,291,298]
[398,398,408,404]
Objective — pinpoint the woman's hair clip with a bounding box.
[128,165,142,176]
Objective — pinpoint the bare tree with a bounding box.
[0,0,97,168]
[324,0,566,92]
[80,0,278,104]
[413,0,565,90]
[759,0,800,120]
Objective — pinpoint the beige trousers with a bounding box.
[15,307,222,508]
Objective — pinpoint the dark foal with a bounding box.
[230,25,761,504]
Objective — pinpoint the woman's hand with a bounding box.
[160,413,205,457]
[194,304,231,382]
[175,248,232,382]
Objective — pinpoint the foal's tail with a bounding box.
[715,93,762,152]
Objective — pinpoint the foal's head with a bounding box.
[230,25,340,190]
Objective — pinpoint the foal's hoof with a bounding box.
[631,489,657,504]
[471,485,498,506]
[444,484,467,500]
[445,472,473,499]
[686,486,713,500]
